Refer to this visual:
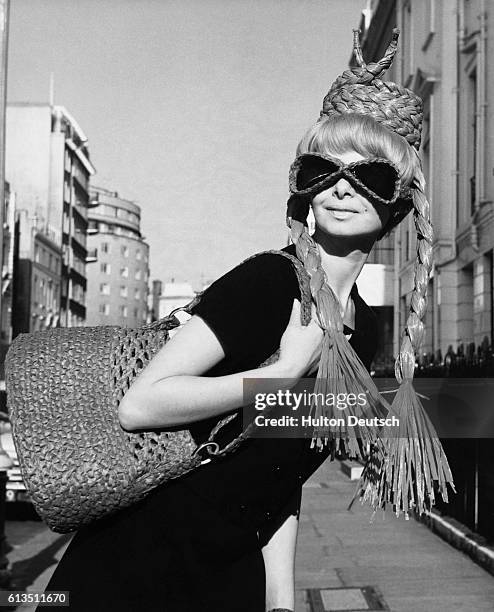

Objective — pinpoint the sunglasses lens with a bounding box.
[352,162,399,201]
[296,157,340,191]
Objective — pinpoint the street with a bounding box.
[0,461,493,611]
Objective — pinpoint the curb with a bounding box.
[416,509,494,577]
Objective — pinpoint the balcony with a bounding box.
[69,298,86,319]
[86,248,98,263]
[88,193,100,208]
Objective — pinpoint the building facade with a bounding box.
[355,0,494,361]
[12,210,62,336]
[6,103,96,332]
[150,279,162,322]
[1,182,14,344]
[86,186,149,327]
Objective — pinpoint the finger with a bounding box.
[288,299,301,325]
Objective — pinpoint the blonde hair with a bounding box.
[297,113,418,187]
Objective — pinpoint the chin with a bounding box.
[316,218,379,239]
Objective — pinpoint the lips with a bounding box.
[326,206,358,213]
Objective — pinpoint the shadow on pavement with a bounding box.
[9,534,71,591]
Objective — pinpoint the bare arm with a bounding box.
[119,300,322,430]
[262,513,299,611]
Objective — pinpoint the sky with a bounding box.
[8,0,366,289]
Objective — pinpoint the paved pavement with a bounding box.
[1,461,494,611]
[1,519,71,611]
[295,460,494,611]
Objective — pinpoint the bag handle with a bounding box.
[140,292,204,333]
[143,249,311,335]
[194,249,312,461]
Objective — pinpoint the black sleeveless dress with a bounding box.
[43,244,378,612]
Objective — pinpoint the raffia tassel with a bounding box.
[368,380,455,517]
[310,329,391,458]
[347,439,387,516]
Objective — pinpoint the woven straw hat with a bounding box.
[321,28,423,150]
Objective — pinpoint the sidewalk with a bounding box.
[2,462,494,611]
[295,460,494,612]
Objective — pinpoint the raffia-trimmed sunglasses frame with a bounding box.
[289,152,410,206]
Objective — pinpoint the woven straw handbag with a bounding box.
[5,250,311,533]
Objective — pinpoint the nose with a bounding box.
[332,177,354,199]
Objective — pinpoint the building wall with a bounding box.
[6,105,53,234]
[150,280,162,322]
[1,183,15,344]
[6,103,95,331]
[360,0,494,361]
[12,211,62,336]
[159,282,195,319]
[86,187,149,328]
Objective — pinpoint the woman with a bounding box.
[43,30,438,612]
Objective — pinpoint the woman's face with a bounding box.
[311,151,392,241]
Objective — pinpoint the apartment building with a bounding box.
[86,186,149,328]
[6,103,96,331]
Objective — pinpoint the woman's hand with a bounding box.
[278,299,324,378]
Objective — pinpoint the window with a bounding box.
[120,285,128,297]
[99,304,110,315]
[134,307,139,318]
[121,267,129,278]
[34,244,40,263]
[136,249,141,260]
[135,269,141,280]
[100,283,110,295]
[121,245,129,257]
[468,69,477,218]
[134,288,140,300]
[101,242,109,253]
[100,263,111,274]
[119,305,128,317]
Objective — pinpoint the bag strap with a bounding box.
[142,249,312,334]
[193,248,312,461]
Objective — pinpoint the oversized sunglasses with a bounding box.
[289,153,405,205]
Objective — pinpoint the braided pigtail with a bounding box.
[289,215,390,459]
[352,164,455,517]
